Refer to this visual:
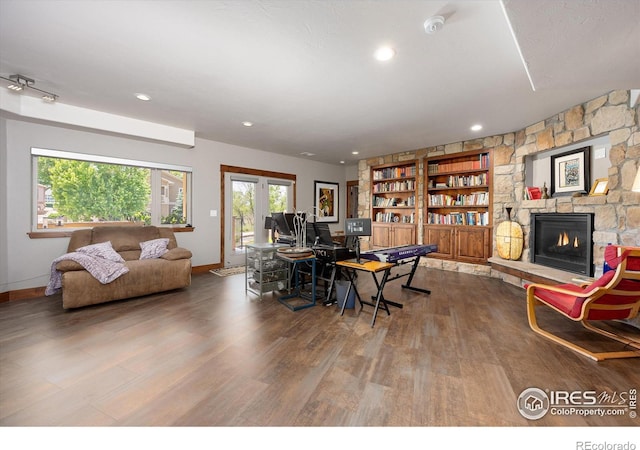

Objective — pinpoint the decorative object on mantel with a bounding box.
[524,186,542,200]
[550,146,591,197]
[495,207,523,260]
[541,182,550,199]
[588,178,609,196]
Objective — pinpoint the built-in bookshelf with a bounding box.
[424,150,493,263]
[370,159,418,248]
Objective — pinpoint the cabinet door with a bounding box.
[392,224,416,247]
[423,226,454,259]
[371,223,392,248]
[455,227,490,263]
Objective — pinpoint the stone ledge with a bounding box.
[488,257,593,286]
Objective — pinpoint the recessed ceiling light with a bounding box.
[242,121,253,127]
[352,151,359,155]
[374,46,395,62]
[471,124,483,132]
[300,151,315,157]
[135,93,151,101]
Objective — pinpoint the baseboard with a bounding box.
[0,286,46,303]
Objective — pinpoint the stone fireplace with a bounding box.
[357,89,639,286]
[530,213,594,276]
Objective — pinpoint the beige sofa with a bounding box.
[54,226,192,309]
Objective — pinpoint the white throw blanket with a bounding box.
[45,252,129,296]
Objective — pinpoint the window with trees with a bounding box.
[32,148,192,230]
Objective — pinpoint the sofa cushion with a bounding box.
[92,226,160,252]
[76,241,125,263]
[140,238,169,259]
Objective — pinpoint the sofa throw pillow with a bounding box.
[139,238,170,260]
[76,241,125,263]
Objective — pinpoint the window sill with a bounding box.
[27,226,195,239]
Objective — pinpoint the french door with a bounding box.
[224,172,292,267]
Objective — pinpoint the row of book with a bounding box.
[373,195,415,207]
[427,211,490,226]
[427,153,490,175]
[373,165,416,180]
[428,192,489,206]
[428,173,488,188]
[373,180,416,193]
[524,186,543,200]
[374,212,416,224]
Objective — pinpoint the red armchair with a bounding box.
[525,246,640,361]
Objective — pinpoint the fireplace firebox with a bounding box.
[530,213,594,276]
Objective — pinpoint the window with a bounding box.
[31,148,192,230]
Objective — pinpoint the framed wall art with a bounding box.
[550,146,590,196]
[314,181,339,223]
[589,178,609,196]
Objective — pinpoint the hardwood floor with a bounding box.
[1,266,639,429]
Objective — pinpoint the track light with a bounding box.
[1,74,58,102]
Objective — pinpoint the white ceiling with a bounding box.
[1,0,638,165]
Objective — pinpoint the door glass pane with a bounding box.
[268,183,289,243]
[232,180,257,251]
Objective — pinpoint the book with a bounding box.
[526,186,542,200]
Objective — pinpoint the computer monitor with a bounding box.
[345,218,372,236]
[314,222,334,246]
[272,212,291,236]
[305,222,317,246]
[284,212,307,237]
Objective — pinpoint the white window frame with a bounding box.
[31,147,193,231]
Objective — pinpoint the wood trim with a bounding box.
[346,180,358,219]
[220,165,297,268]
[192,263,222,274]
[0,286,46,303]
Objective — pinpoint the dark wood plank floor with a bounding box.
[1,266,639,429]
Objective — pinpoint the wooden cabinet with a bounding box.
[370,160,418,248]
[372,223,416,248]
[424,150,493,263]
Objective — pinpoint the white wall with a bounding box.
[0,115,350,292]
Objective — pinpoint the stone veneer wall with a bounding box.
[357,89,640,278]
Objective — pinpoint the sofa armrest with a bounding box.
[55,260,86,272]
[161,247,192,260]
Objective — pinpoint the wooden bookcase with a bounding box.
[370,159,418,248]
[423,150,493,263]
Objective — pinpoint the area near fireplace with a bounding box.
[530,213,594,277]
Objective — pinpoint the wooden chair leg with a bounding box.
[527,292,640,361]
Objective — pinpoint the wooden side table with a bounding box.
[336,259,395,327]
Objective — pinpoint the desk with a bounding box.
[336,259,394,327]
[276,251,317,311]
[336,244,436,327]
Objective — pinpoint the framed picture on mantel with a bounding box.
[550,146,590,197]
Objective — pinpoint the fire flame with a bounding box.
[557,232,569,246]
[556,232,580,248]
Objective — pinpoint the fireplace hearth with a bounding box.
[530,213,594,276]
